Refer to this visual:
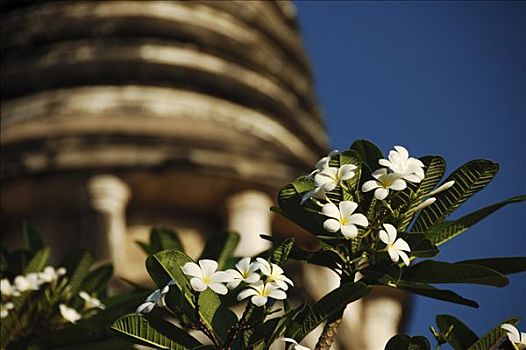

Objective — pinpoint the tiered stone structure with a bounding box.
[1,1,407,348]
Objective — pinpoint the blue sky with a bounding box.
[295,0,525,343]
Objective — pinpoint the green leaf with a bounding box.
[199,231,240,270]
[401,261,508,287]
[277,177,327,237]
[61,249,94,296]
[435,314,478,350]
[424,195,525,246]
[269,238,295,266]
[385,334,431,350]
[288,282,370,341]
[150,226,184,254]
[79,264,113,295]
[23,247,50,274]
[412,159,499,233]
[402,234,439,258]
[394,281,478,308]
[136,241,155,256]
[350,139,384,172]
[457,257,526,276]
[22,223,45,253]
[288,245,343,270]
[395,156,446,231]
[111,314,201,349]
[467,317,520,350]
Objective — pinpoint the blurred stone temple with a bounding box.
[1,1,408,348]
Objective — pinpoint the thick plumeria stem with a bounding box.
[315,308,345,350]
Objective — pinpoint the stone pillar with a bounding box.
[226,190,273,256]
[87,175,130,276]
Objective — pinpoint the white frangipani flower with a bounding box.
[225,257,260,289]
[379,224,411,266]
[0,302,14,319]
[136,285,170,314]
[283,337,311,350]
[39,266,66,283]
[379,146,425,183]
[255,258,294,290]
[307,150,341,178]
[300,186,328,205]
[1,279,19,297]
[362,168,407,200]
[321,201,368,239]
[14,273,41,292]
[237,281,287,307]
[501,323,526,347]
[79,291,105,310]
[315,164,357,192]
[182,259,230,295]
[59,304,81,324]
[428,180,455,196]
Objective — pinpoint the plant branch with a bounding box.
[315,308,345,350]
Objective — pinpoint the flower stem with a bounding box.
[315,308,344,350]
[223,302,255,349]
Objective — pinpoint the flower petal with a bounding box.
[268,289,287,300]
[362,180,380,192]
[341,224,358,239]
[349,213,368,228]
[339,201,358,217]
[388,248,400,263]
[378,159,392,168]
[374,187,389,200]
[502,324,521,344]
[322,202,340,219]
[182,262,201,278]
[379,229,389,245]
[394,145,409,159]
[136,301,155,314]
[384,224,397,244]
[209,283,228,295]
[227,279,242,289]
[236,257,251,273]
[199,260,218,277]
[213,271,233,283]
[251,295,268,307]
[244,273,260,284]
[255,258,271,275]
[393,238,411,252]
[190,278,207,292]
[237,288,258,301]
[372,168,388,179]
[283,338,299,345]
[404,173,423,183]
[323,219,340,233]
[390,178,407,191]
[339,164,356,180]
[398,251,411,266]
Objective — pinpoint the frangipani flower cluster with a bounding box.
[1,265,105,324]
[363,145,425,200]
[136,257,294,314]
[236,258,293,307]
[1,266,67,319]
[299,146,439,270]
[1,266,66,296]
